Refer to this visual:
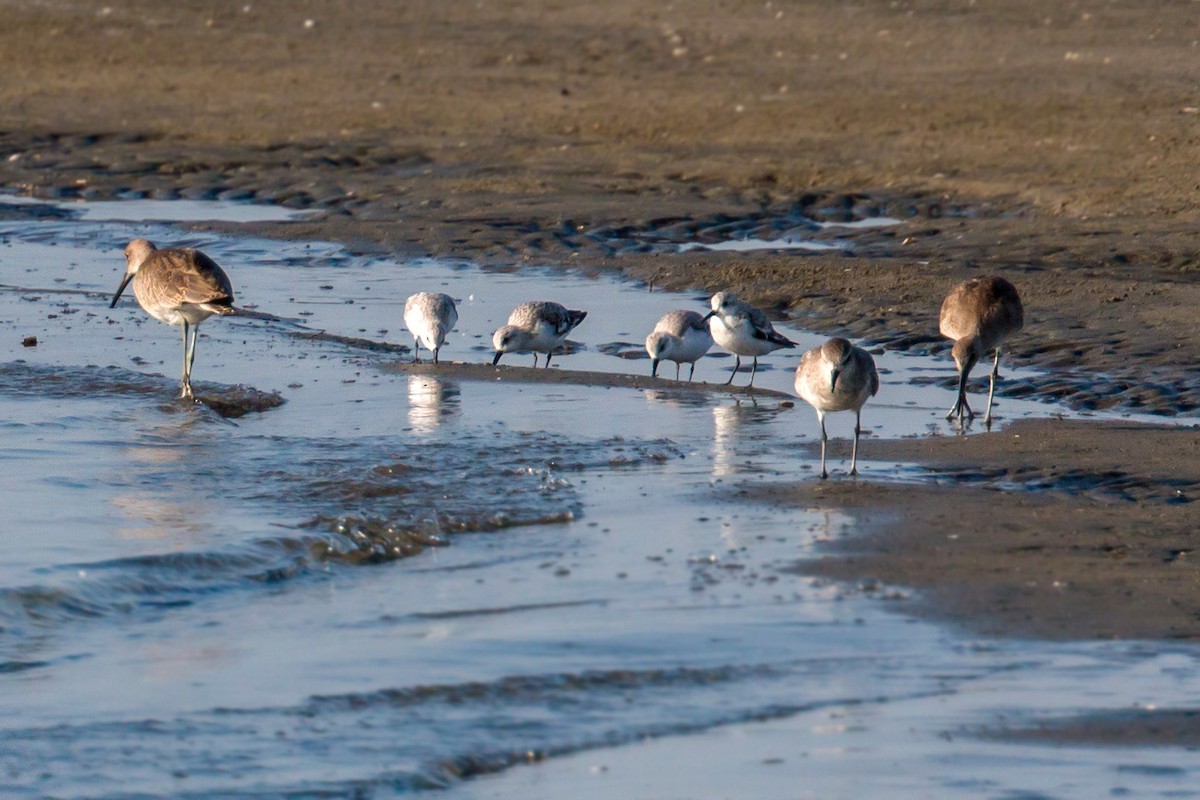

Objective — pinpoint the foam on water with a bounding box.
[0,199,1197,799]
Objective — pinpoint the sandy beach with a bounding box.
[2,0,1198,752]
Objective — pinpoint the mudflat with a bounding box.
[1,0,1198,653]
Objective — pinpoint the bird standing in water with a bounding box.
[939,276,1024,429]
[702,292,796,388]
[795,337,879,479]
[110,239,235,400]
[404,292,458,365]
[645,309,713,381]
[492,301,587,367]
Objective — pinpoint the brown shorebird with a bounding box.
[403,292,458,364]
[645,309,714,381]
[702,292,796,387]
[110,239,235,399]
[492,301,587,367]
[795,337,879,479]
[939,275,1024,429]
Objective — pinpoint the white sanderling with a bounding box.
[492,301,587,367]
[403,292,458,365]
[702,291,797,387]
[645,309,714,381]
[110,238,235,399]
[795,337,879,479]
[939,275,1024,429]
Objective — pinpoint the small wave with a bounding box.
[0,661,948,798]
[0,428,680,668]
[310,509,577,565]
[0,536,319,634]
[301,663,783,712]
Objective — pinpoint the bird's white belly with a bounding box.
[710,316,774,357]
[526,321,566,353]
[407,319,445,351]
[796,368,872,413]
[133,283,215,327]
[668,327,714,363]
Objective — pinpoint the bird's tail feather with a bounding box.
[198,302,237,316]
[766,330,796,348]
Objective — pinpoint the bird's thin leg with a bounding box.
[747,357,759,389]
[675,362,681,381]
[412,337,422,364]
[725,356,740,385]
[433,346,440,366]
[687,362,696,382]
[850,409,861,476]
[818,412,829,480]
[180,321,192,398]
[531,353,539,368]
[189,326,199,373]
[544,351,553,368]
[188,325,201,398]
[984,348,1001,429]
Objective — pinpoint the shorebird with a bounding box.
[110,239,235,399]
[492,301,587,367]
[939,276,1024,429]
[403,292,458,365]
[795,337,879,479]
[645,309,713,381]
[702,291,796,387]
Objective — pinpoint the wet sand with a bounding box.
[756,419,1200,642]
[1,0,1198,677]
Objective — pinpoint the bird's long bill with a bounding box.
[492,351,503,366]
[957,351,979,395]
[110,273,133,308]
[830,367,841,394]
[954,360,973,410]
[651,358,660,378]
[701,310,716,321]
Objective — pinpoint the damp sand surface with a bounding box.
[1,203,1199,797]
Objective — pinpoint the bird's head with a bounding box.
[111,239,158,308]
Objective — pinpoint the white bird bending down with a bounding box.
[795,337,879,479]
[492,301,587,367]
[939,276,1024,430]
[110,238,235,399]
[702,291,796,388]
[404,292,458,365]
[645,309,713,381]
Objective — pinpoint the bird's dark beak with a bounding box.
[956,354,976,396]
[830,368,841,394]
[651,359,659,378]
[110,273,133,309]
[963,351,979,379]
[701,310,716,321]
[492,351,503,367]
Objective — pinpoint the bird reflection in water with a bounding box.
[710,398,782,480]
[406,375,461,434]
[113,423,219,542]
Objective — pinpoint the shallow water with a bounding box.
[1,198,1197,799]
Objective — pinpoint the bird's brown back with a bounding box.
[939,276,1023,347]
[136,248,234,310]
